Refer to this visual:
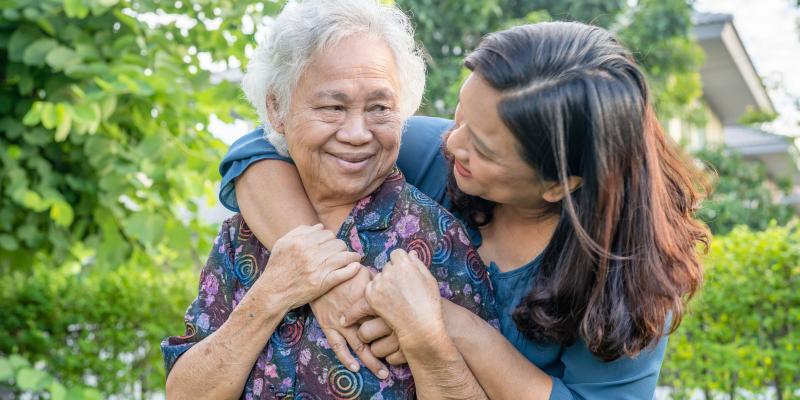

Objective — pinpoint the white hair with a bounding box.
[241,0,426,156]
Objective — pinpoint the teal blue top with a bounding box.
[218,116,668,399]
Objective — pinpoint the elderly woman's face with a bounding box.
[279,34,403,204]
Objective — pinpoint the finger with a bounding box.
[324,251,363,271]
[318,237,350,256]
[389,248,410,265]
[386,350,407,366]
[304,228,338,246]
[357,317,393,343]
[340,296,374,327]
[369,334,400,359]
[342,329,389,380]
[324,328,360,372]
[408,250,428,274]
[289,223,323,236]
[320,262,360,293]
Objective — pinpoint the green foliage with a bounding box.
[0,263,196,396]
[661,223,800,399]
[696,147,794,235]
[398,0,704,120]
[738,105,780,125]
[0,0,282,396]
[1,354,104,399]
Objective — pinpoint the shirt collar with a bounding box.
[348,167,405,232]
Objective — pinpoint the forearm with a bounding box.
[165,292,288,400]
[401,326,488,400]
[442,300,552,400]
[236,160,318,248]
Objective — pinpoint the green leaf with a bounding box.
[40,102,56,129]
[45,45,79,71]
[122,212,165,246]
[19,189,49,212]
[6,144,21,160]
[0,234,19,251]
[16,367,49,391]
[7,26,41,62]
[54,103,72,141]
[22,38,58,66]
[0,358,12,381]
[71,102,99,124]
[49,381,67,400]
[63,0,89,19]
[50,200,75,227]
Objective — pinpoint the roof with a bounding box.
[692,12,776,124]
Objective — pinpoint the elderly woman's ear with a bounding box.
[266,95,286,134]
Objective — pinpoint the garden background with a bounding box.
[1,0,799,399]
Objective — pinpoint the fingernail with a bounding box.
[378,369,389,379]
[339,315,347,326]
[350,363,360,372]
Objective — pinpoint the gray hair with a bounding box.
[241,0,426,156]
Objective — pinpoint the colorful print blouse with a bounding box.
[161,168,498,399]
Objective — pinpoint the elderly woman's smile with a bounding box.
[275,34,404,206]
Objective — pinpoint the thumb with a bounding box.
[340,296,374,327]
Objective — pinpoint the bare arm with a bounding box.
[166,289,288,400]
[235,160,319,248]
[166,225,361,399]
[401,326,488,400]
[365,250,487,400]
[442,299,552,400]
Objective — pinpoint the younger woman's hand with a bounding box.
[310,268,390,379]
[362,249,446,348]
[358,317,407,365]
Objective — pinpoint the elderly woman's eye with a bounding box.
[319,105,345,112]
[370,104,391,113]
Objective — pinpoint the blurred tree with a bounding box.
[399,0,704,122]
[695,147,794,234]
[0,0,282,396]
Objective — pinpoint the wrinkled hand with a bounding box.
[358,317,407,365]
[360,249,445,347]
[310,267,390,378]
[253,224,361,311]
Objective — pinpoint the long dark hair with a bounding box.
[448,22,710,361]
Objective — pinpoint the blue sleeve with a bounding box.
[218,127,292,212]
[549,337,669,400]
[217,116,454,212]
[395,116,453,206]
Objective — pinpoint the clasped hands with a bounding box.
[315,246,446,379]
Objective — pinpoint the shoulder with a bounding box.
[395,183,475,261]
[403,116,454,136]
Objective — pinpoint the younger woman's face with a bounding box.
[446,72,553,210]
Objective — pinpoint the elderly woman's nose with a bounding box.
[336,113,373,146]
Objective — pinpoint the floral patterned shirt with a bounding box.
[161,168,498,399]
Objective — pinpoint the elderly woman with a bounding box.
[161,1,497,399]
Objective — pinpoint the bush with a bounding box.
[661,222,800,400]
[0,263,195,397]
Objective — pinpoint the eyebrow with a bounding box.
[316,90,350,102]
[466,124,496,157]
[314,89,396,103]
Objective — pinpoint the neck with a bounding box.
[479,203,560,271]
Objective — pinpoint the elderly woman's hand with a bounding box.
[362,249,447,350]
[254,224,362,311]
[310,268,391,379]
